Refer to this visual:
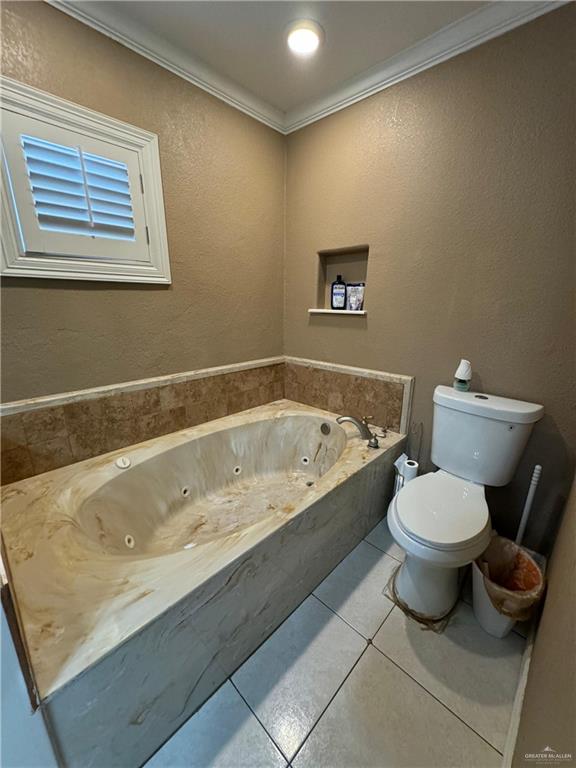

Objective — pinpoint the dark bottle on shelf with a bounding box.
[331,274,347,310]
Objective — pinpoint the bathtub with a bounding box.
[1,400,404,767]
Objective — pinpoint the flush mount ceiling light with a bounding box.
[286,20,324,57]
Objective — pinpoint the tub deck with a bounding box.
[1,400,404,703]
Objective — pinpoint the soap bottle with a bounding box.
[331,274,347,310]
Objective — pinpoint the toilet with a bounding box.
[387,385,544,619]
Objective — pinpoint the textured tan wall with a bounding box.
[0,2,285,401]
[513,478,575,765]
[2,4,574,550]
[285,7,576,551]
[1,2,575,751]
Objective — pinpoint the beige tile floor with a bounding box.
[146,518,526,768]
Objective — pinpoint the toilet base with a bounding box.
[395,555,460,619]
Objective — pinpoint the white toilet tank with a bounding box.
[431,386,544,486]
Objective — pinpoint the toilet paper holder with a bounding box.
[393,454,419,495]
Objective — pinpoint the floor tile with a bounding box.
[313,540,396,638]
[232,595,365,761]
[364,518,405,561]
[292,646,501,768]
[373,603,525,752]
[145,681,286,768]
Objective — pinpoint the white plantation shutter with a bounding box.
[1,79,171,283]
[21,135,136,241]
[83,151,136,240]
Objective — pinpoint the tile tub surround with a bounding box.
[1,400,404,768]
[284,358,411,434]
[0,360,285,485]
[0,357,413,484]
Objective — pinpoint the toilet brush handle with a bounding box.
[515,464,542,545]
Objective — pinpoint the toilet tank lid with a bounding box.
[433,386,544,424]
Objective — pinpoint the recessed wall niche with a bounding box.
[309,245,369,315]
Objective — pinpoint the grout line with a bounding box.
[135,676,233,768]
[155,535,512,766]
[229,536,381,696]
[370,602,396,637]
[145,586,324,766]
[229,678,292,765]
[310,593,371,642]
[370,637,504,757]
[229,592,319,683]
[149,537,402,766]
[146,557,509,766]
[231,591,375,765]
[145,589,322,766]
[362,535,404,563]
[221,587,365,761]
[289,645,370,765]
[312,591,395,646]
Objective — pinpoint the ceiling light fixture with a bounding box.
[286,20,324,57]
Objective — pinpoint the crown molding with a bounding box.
[47,0,286,133]
[47,1,566,136]
[283,1,567,133]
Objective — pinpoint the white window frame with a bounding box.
[1,77,171,283]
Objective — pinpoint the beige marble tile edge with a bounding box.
[0,357,285,416]
[284,356,414,386]
[2,357,415,426]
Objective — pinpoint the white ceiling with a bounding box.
[51,1,563,133]
[81,2,486,112]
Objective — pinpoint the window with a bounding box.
[1,77,171,283]
[22,135,136,241]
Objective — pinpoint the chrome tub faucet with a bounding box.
[336,415,380,448]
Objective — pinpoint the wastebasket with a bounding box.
[472,535,545,638]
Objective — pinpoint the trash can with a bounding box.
[472,535,545,638]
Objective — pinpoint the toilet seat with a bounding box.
[395,470,490,551]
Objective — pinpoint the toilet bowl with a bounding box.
[387,470,491,618]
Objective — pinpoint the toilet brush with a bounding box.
[515,464,542,545]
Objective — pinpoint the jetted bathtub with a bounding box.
[1,399,404,767]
